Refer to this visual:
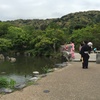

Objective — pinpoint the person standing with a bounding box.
[60,43,72,61]
[79,42,84,61]
[70,41,75,59]
[80,41,91,69]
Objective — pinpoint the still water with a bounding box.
[0,55,60,84]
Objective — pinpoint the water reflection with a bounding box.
[0,55,60,83]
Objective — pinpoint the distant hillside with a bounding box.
[6,18,56,30]
[6,10,100,32]
[54,10,100,31]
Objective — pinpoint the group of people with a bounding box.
[61,41,75,61]
[61,40,92,69]
[79,41,92,69]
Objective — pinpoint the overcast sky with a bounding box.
[0,0,100,21]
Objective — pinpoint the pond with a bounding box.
[0,55,61,84]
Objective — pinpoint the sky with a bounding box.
[0,0,100,21]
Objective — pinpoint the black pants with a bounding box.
[82,54,89,68]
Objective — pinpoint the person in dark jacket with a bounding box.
[80,41,91,69]
[79,42,84,61]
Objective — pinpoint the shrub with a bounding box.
[0,77,16,89]
[0,77,9,88]
[9,79,16,89]
[42,65,50,73]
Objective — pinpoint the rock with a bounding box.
[0,88,13,93]
[14,83,26,89]
[10,57,16,63]
[6,56,16,62]
[33,71,39,77]
[39,74,47,78]
[29,77,39,81]
[55,63,67,68]
[0,54,5,60]
[53,68,58,71]
[33,71,39,75]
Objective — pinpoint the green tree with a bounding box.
[0,22,10,36]
[0,38,12,52]
[69,24,100,50]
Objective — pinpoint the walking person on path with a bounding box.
[80,41,91,69]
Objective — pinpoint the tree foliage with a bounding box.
[0,10,100,56]
[0,38,12,52]
[69,24,100,50]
